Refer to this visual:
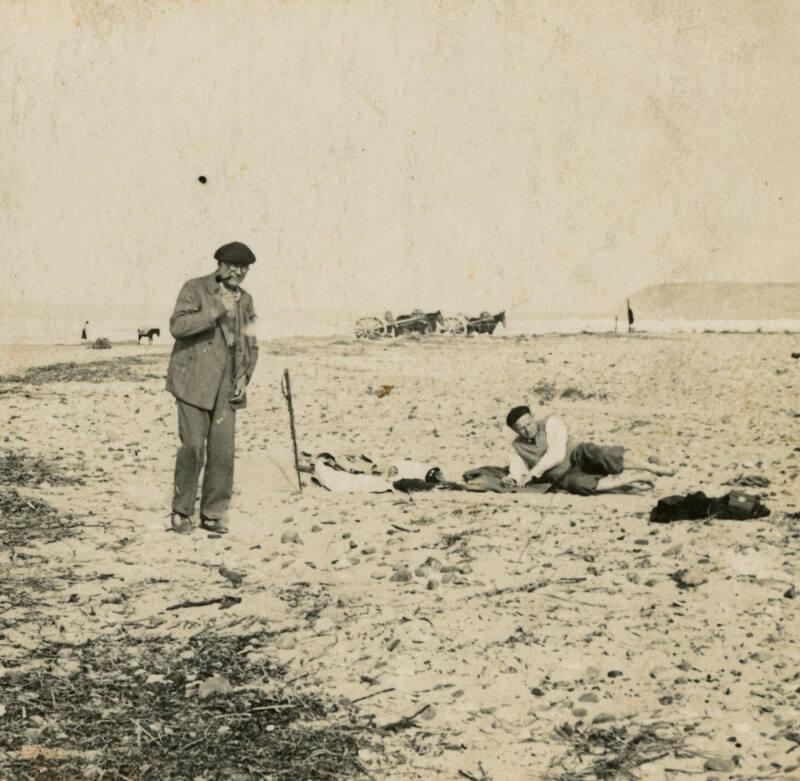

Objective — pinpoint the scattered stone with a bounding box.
[311,524,322,533]
[198,675,233,699]
[579,692,599,703]
[426,579,438,591]
[54,659,81,676]
[280,531,301,545]
[390,568,413,583]
[784,585,796,599]
[704,758,736,773]
[592,713,616,724]
[275,634,296,650]
[571,707,588,717]
[218,567,244,587]
[672,567,708,588]
[607,670,623,678]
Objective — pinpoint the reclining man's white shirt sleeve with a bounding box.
[529,417,568,479]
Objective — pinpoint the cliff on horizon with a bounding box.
[629,282,800,320]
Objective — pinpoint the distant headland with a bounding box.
[627,282,800,321]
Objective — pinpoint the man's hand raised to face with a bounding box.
[216,283,238,317]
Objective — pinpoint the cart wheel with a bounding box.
[355,317,386,339]
[443,316,467,335]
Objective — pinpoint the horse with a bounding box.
[393,310,444,336]
[137,327,161,344]
[466,311,506,335]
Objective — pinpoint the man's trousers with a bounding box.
[172,349,235,520]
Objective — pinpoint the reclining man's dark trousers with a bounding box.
[172,349,235,520]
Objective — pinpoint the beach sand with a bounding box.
[1,332,799,779]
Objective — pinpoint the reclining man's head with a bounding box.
[506,405,536,439]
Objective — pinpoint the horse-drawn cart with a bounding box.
[355,309,504,338]
[354,310,444,339]
[442,311,506,335]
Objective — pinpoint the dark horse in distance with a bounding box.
[390,310,445,336]
[137,328,161,344]
[467,311,506,335]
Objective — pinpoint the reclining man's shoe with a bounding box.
[171,512,195,534]
[200,516,229,534]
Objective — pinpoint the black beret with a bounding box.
[506,405,531,428]
[214,241,256,266]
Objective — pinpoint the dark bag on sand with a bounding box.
[650,490,770,523]
[392,468,458,493]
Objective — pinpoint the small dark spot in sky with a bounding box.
[198,176,207,184]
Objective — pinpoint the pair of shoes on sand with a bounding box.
[170,512,228,535]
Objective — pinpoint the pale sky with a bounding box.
[2,0,799,318]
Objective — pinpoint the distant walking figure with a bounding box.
[627,300,635,333]
[81,321,89,341]
[166,242,259,535]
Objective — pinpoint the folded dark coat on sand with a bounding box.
[461,465,552,493]
[650,490,770,522]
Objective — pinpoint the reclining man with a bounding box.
[503,406,674,494]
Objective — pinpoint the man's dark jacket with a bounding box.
[166,272,258,410]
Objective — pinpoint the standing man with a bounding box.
[166,242,259,534]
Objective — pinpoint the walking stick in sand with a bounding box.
[281,369,303,492]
